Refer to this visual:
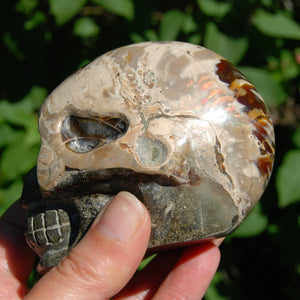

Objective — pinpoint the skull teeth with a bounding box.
[26,209,71,250]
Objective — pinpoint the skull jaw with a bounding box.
[24,194,113,271]
[22,167,240,272]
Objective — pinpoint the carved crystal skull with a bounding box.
[21,41,275,271]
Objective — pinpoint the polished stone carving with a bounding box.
[21,42,275,271]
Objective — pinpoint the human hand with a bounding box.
[0,192,221,299]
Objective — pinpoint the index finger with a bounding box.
[0,201,36,299]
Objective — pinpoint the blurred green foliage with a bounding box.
[0,0,299,299]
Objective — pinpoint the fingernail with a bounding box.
[96,192,144,242]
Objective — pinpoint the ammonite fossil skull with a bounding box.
[21,41,275,271]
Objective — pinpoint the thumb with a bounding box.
[26,192,151,300]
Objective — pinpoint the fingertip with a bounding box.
[152,242,221,300]
[212,237,225,247]
[180,242,221,264]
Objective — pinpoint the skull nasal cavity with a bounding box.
[135,135,169,166]
[61,115,129,153]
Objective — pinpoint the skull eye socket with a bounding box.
[61,115,129,153]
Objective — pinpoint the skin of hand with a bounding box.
[0,191,221,300]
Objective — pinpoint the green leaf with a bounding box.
[0,100,35,127]
[182,14,198,34]
[197,0,231,18]
[187,34,201,45]
[19,86,47,112]
[0,87,45,129]
[0,179,23,216]
[205,271,228,300]
[49,0,88,26]
[24,11,46,30]
[232,203,268,238]
[73,17,100,38]
[160,9,184,41]
[130,32,146,43]
[277,150,300,208]
[15,0,38,15]
[3,32,25,60]
[279,49,300,81]
[77,59,92,69]
[92,0,134,21]
[0,140,40,182]
[24,118,40,146]
[0,124,24,148]
[144,29,159,41]
[204,23,248,64]
[138,254,156,271]
[252,10,300,40]
[292,125,300,148]
[238,66,288,107]
[260,0,273,7]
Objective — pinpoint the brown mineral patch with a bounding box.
[214,137,226,173]
[257,156,273,178]
[216,59,268,115]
